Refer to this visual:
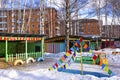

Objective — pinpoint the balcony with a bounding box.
[0,27,7,30]
[0,16,7,18]
[17,20,23,24]
[56,26,60,30]
[0,22,7,24]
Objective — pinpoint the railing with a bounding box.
[8,52,42,62]
[8,54,14,62]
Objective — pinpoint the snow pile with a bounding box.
[100,48,120,65]
[107,53,120,65]
[0,68,120,80]
[44,52,65,59]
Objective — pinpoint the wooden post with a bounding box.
[25,39,28,60]
[41,37,44,58]
[80,44,83,75]
[5,40,8,62]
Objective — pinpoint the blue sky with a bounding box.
[1,0,43,8]
[1,0,112,17]
[1,0,118,25]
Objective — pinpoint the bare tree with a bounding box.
[48,0,88,51]
[21,0,27,33]
[109,0,120,38]
[92,0,120,33]
[109,0,120,23]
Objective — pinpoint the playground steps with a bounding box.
[112,52,120,55]
[75,56,93,64]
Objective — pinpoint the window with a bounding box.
[39,12,43,16]
[26,18,28,22]
[44,10,48,14]
[38,24,40,27]
[45,18,48,21]
[32,18,34,22]
[35,46,41,52]
[32,25,34,28]
[37,12,39,15]
[32,31,34,34]
[46,30,49,34]
[37,18,39,22]
[46,23,48,27]
[32,12,34,15]
[12,18,15,22]
[91,31,94,34]
[26,30,29,33]
[38,30,40,34]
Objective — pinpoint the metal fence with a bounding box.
[8,52,42,62]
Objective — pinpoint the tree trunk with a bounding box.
[66,0,70,51]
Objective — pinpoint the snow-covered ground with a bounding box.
[0,48,120,80]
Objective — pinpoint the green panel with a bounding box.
[75,56,93,64]
[98,42,101,49]
[27,42,35,52]
[0,41,5,57]
[27,42,41,52]
[17,42,25,53]
[90,42,101,50]
[90,42,96,50]
[8,42,18,54]
[0,41,20,57]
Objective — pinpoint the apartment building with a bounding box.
[0,7,57,38]
[0,9,7,32]
[102,25,120,38]
[59,19,101,37]
[0,8,120,39]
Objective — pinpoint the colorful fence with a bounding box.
[8,52,42,62]
[45,43,66,53]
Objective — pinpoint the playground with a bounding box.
[0,37,120,80]
[0,49,120,80]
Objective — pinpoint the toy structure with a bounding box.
[49,38,113,76]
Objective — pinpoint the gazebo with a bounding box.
[0,33,44,63]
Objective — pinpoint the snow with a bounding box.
[0,48,120,80]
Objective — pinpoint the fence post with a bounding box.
[12,54,13,62]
